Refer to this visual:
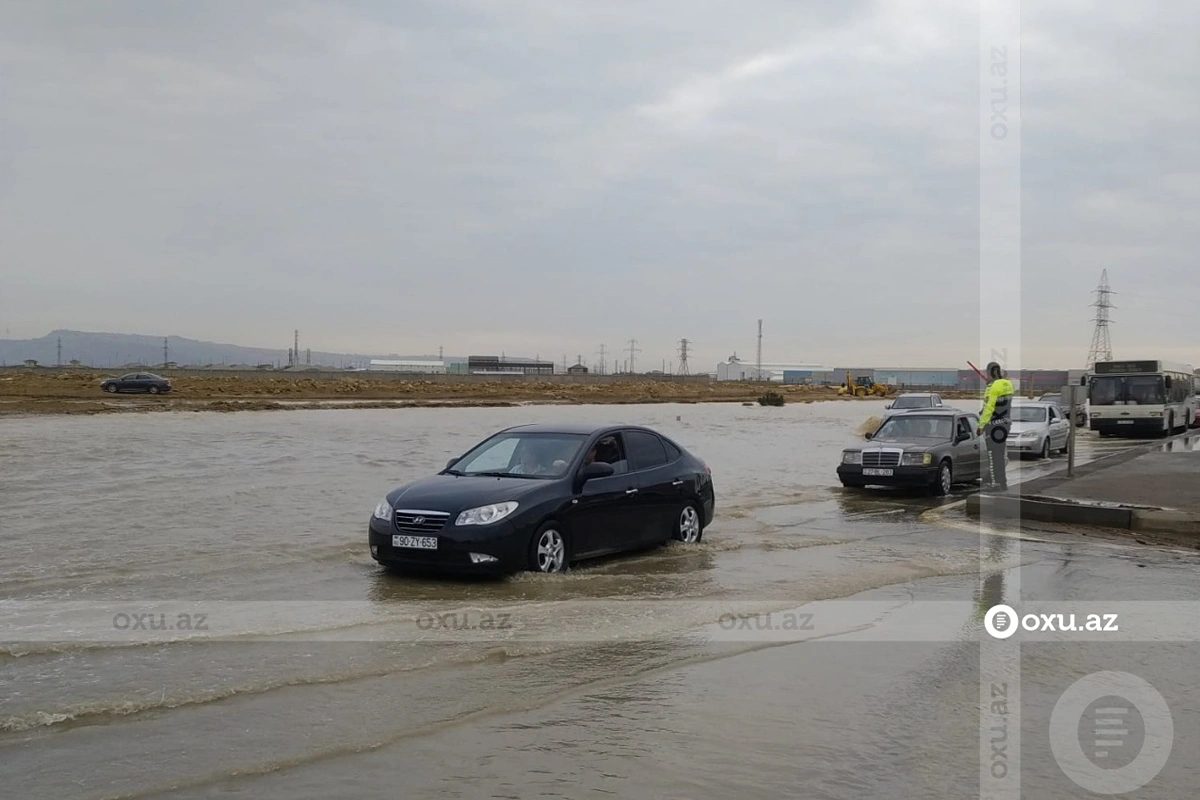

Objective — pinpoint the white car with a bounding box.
[1006,401,1071,459]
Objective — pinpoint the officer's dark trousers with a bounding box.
[984,431,1007,488]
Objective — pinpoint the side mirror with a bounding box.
[579,461,614,483]
[445,457,459,470]
[884,403,892,409]
[864,432,874,440]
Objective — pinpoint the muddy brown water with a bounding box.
[3,402,1197,799]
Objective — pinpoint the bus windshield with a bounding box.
[1089,375,1165,406]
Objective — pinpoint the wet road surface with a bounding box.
[2,401,1197,798]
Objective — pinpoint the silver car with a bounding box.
[882,392,948,419]
[1006,401,1071,459]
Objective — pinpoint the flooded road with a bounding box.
[3,401,1197,798]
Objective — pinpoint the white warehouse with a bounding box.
[367,359,446,374]
[716,356,833,382]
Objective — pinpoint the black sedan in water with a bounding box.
[100,372,172,394]
[368,423,715,574]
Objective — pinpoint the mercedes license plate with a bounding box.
[862,468,894,476]
[393,534,437,549]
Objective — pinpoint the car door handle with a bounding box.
[672,480,684,486]
[625,488,638,495]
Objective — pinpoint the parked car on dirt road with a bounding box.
[99,372,172,394]
[368,422,715,575]
[838,409,982,496]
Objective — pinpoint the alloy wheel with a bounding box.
[677,505,701,543]
[940,463,952,494]
[535,528,565,572]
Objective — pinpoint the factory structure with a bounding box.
[715,356,1084,392]
[366,355,556,375]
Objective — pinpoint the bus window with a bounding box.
[1089,376,1121,405]
[1126,376,1164,405]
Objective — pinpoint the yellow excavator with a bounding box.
[837,371,890,397]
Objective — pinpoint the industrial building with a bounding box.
[467,355,555,375]
[366,359,446,374]
[717,356,833,383]
[716,359,1091,392]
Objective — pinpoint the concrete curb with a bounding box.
[965,493,1133,529]
[965,431,1200,535]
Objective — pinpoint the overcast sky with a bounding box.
[2,1,1197,370]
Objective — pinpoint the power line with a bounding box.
[1086,270,1115,368]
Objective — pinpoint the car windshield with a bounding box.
[1012,406,1048,422]
[891,396,931,409]
[872,415,952,441]
[448,432,587,478]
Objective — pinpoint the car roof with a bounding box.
[885,408,967,416]
[499,422,663,436]
[895,392,938,396]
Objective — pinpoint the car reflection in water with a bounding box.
[368,423,716,575]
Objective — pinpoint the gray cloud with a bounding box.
[1,0,1196,370]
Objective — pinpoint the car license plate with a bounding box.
[393,534,437,549]
[862,468,893,476]
[1118,420,1134,425]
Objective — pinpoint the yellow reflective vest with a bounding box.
[979,378,1014,427]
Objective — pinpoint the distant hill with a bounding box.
[0,330,462,369]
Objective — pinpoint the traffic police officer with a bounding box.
[977,361,1014,490]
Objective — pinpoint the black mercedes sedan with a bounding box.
[99,372,172,394]
[368,422,715,574]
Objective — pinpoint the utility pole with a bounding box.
[756,319,763,381]
[627,338,641,374]
[438,345,443,361]
[57,336,62,366]
[597,344,607,375]
[163,337,169,369]
[678,338,691,375]
[306,348,311,366]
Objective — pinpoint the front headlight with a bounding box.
[373,498,393,521]
[902,452,933,466]
[456,502,518,526]
[1017,431,1037,439]
[842,451,862,464]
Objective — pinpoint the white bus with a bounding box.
[1085,359,1196,436]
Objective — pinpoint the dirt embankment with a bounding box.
[0,370,982,416]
